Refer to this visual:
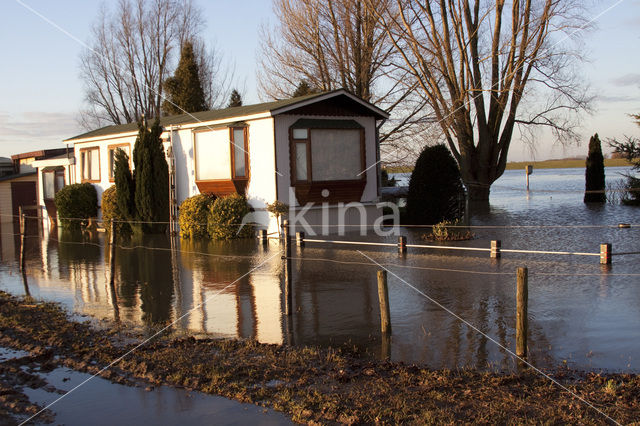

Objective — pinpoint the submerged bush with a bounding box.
[426,219,473,241]
[179,193,216,239]
[207,193,253,240]
[101,185,131,236]
[54,183,98,229]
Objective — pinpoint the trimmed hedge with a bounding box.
[179,193,216,239]
[207,193,253,240]
[54,183,98,229]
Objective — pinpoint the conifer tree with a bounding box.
[114,148,135,222]
[133,119,169,232]
[584,133,606,203]
[162,41,207,115]
[291,80,319,98]
[228,89,242,107]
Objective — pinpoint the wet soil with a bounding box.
[1,291,639,424]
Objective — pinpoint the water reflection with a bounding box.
[0,168,639,372]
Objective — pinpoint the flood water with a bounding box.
[1,167,639,373]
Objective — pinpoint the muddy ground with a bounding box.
[1,290,639,424]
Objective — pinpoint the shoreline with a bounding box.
[1,291,639,424]
[384,158,633,173]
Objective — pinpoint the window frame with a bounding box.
[79,147,101,183]
[193,126,250,183]
[289,125,365,185]
[107,143,131,182]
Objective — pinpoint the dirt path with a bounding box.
[1,291,638,424]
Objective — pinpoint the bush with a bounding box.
[207,193,253,240]
[426,219,473,241]
[54,183,98,229]
[406,144,465,224]
[266,200,288,236]
[179,193,216,239]
[101,185,131,236]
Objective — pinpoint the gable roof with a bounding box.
[65,89,389,142]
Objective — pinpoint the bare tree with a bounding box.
[368,0,592,200]
[79,0,231,129]
[258,0,430,164]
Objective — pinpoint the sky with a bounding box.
[0,0,639,162]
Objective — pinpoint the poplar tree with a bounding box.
[584,133,606,203]
[133,119,169,232]
[228,89,243,107]
[162,41,207,115]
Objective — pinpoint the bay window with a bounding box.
[80,147,100,182]
[290,119,366,203]
[193,125,250,196]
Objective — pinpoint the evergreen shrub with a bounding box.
[207,193,253,240]
[179,193,216,239]
[406,144,465,224]
[101,185,131,236]
[54,183,98,229]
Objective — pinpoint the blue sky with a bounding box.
[0,0,638,162]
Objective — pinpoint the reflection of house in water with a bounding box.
[177,243,284,344]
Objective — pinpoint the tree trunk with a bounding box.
[466,182,490,201]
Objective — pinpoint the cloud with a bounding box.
[0,111,82,157]
[610,73,640,87]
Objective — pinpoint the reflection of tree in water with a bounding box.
[118,235,174,325]
[56,229,102,281]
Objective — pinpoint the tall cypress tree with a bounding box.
[584,133,606,203]
[162,41,207,115]
[228,89,243,107]
[133,119,169,233]
[114,148,135,224]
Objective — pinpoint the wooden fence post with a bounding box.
[377,270,392,334]
[491,240,501,259]
[600,243,611,265]
[19,210,27,272]
[296,232,305,247]
[259,229,268,245]
[516,267,528,358]
[398,236,407,254]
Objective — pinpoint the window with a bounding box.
[194,129,232,180]
[289,119,366,204]
[42,169,65,200]
[108,144,131,180]
[231,127,248,178]
[194,127,249,181]
[291,121,364,183]
[80,147,100,182]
